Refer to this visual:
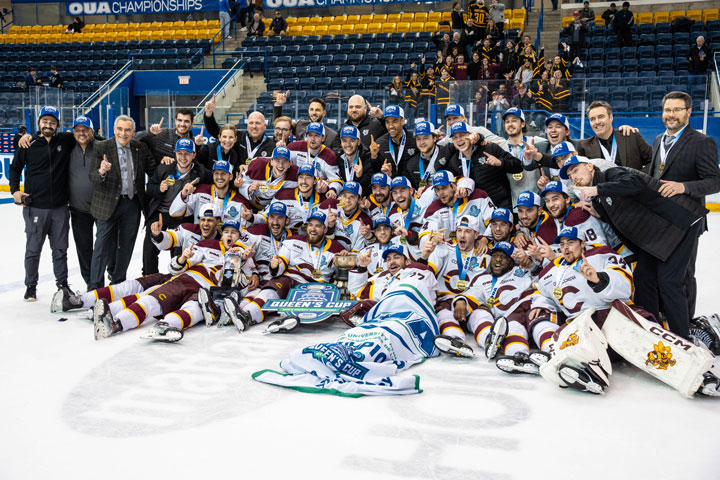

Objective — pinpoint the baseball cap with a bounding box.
[373,215,392,229]
[550,141,575,159]
[414,120,434,137]
[444,104,465,117]
[545,113,570,130]
[573,10,580,15]
[340,181,362,197]
[554,226,581,244]
[490,208,513,224]
[340,125,359,140]
[502,107,525,122]
[371,172,391,187]
[432,170,454,187]
[391,176,412,190]
[73,115,94,130]
[492,241,515,258]
[39,105,59,122]
[541,180,570,197]
[175,138,195,153]
[213,160,233,174]
[384,105,405,119]
[516,190,541,207]
[267,202,288,218]
[450,121,471,137]
[307,209,327,225]
[559,156,591,180]
[457,215,480,232]
[199,204,217,218]
[382,242,408,260]
[221,220,241,232]
[306,122,325,137]
[272,145,291,161]
[298,163,316,178]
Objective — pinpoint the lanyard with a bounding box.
[245,135,266,159]
[598,134,617,164]
[660,133,679,167]
[403,198,416,231]
[509,137,526,161]
[388,132,406,167]
[460,151,471,178]
[554,258,583,289]
[308,238,326,271]
[451,198,461,232]
[307,145,323,176]
[455,244,472,281]
[342,151,359,182]
[271,231,286,257]
[297,190,315,220]
[559,207,571,230]
[489,275,500,300]
[216,144,224,163]
[213,187,231,217]
[419,146,440,182]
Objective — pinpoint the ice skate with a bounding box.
[198,287,220,327]
[264,315,300,334]
[93,299,122,340]
[224,296,251,333]
[140,321,184,343]
[484,316,508,360]
[496,352,545,374]
[558,365,605,395]
[50,285,83,313]
[433,335,475,358]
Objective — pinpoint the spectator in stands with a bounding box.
[467,51,482,80]
[489,90,510,133]
[497,82,511,102]
[451,2,465,30]
[512,82,533,110]
[688,36,713,75]
[141,108,194,169]
[463,18,483,57]
[268,10,288,36]
[452,54,469,80]
[13,125,26,150]
[577,100,652,170]
[565,11,587,60]
[449,31,465,58]
[48,66,62,88]
[273,116,294,146]
[443,54,456,78]
[344,94,387,147]
[467,0,490,29]
[602,3,617,27]
[479,37,498,65]
[579,1,595,23]
[497,39,518,78]
[66,17,84,34]
[25,68,42,88]
[89,115,154,289]
[434,52,446,76]
[484,20,501,45]
[478,57,498,82]
[388,76,404,104]
[613,2,634,47]
[489,0,505,35]
[236,0,249,32]
[420,65,436,119]
[404,71,422,127]
[548,76,569,112]
[433,32,452,57]
[248,11,265,37]
[273,92,339,149]
[436,69,455,119]
[530,75,552,125]
[219,0,232,39]
[550,0,558,11]
[515,59,534,84]
[520,35,536,54]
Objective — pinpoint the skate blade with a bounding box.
[496,358,540,375]
[263,317,299,335]
[50,290,63,313]
[559,366,604,395]
[434,337,474,358]
[140,329,183,343]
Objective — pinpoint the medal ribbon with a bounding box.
[403,198,416,231]
[245,134,266,159]
[343,151,359,182]
[598,134,617,164]
[387,131,406,167]
[455,244,471,282]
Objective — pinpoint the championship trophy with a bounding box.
[333,253,357,300]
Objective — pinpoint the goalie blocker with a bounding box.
[540,301,719,398]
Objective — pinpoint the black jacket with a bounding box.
[343,114,386,148]
[136,127,193,166]
[401,144,454,189]
[204,112,276,161]
[9,132,76,209]
[146,161,211,225]
[334,143,375,195]
[373,130,418,179]
[273,104,340,150]
[196,142,240,172]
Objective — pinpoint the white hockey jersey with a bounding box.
[348,262,438,310]
[169,184,251,224]
[287,141,342,193]
[274,234,346,283]
[249,187,325,230]
[387,200,425,261]
[241,223,294,281]
[318,198,374,252]
[458,265,535,319]
[238,158,299,209]
[426,243,488,302]
[167,238,255,289]
[152,222,218,252]
[363,194,395,221]
[419,188,496,246]
[357,241,397,276]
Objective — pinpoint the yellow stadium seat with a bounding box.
[410,22,425,32]
[346,15,360,24]
[173,30,187,39]
[654,11,669,24]
[509,18,524,30]
[208,20,220,28]
[441,11,452,22]
[386,13,401,22]
[285,17,297,24]
[424,21,439,32]
[367,23,382,34]
[138,31,152,41]
[150,31,164,41]
[669,10,685,21]
[686,9,702,21]
[704,9,719,21]
[286,25,301,36]
[381,22,396,33]
[414,12,428,23]
[594,17,605,26]
[197,20,209,26]
[374,14,387,23]
[400,13,415,23]
[332,15,346,24]
[160,21,172,29]
[127,31,140,41]
[340,24,355,34]
[302,25,316,35]
[354,24,368,34]
[396,22,411,33]
[427,12,442,22]
[561,16,573,27]
[314,25,328,35]
[295,17,309,25]
[308,16,323,25]
[172,20,185,28]
[138,22,151,30]
[328,24,342,35]
[359,14,374,23]
[637,12,653,24]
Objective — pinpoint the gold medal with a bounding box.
[419,180,428,188]
[486,296,495,307]
[512,172,523,181]
[449,231,456,240]
[258,183,269,194]
[456,279,467,291]
[553,286,563,299]
[245,158,253,165]
[400,237,407,244]
[375,267,383,274]
[166,176,176,186]
[658,163,665,174]
[312,268,322,280]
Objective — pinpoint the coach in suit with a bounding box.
[648,91,720,321]
[89,115,155,289]
[577,101,652,171]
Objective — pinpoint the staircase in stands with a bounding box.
[526,0,564,54]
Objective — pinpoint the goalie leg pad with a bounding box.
[602,304,716,399]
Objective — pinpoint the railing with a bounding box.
[193,57,247,124]
[535,0,543,51]
[77,60,132,114]
[209,11,241,66]
[0,8,14,35]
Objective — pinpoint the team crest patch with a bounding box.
[606,197,613,206]
[466,256,479,270]
[261,151,268,157]
[227,206,239,219]
[57,145,62,152]
[645,341,677,370]
[438,156,447,166]
[468,205,480,217]
[344,224,354,236]
[514,269,526,277]
[560,331,579,350]
[407,148,415,156]
[413,205,421,216]
[362,129,369,136]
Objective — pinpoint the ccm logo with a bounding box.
[649,326,691,351]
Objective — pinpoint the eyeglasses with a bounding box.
[663,107,688,114]
[275,127,291,132]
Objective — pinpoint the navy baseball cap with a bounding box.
[340,181,362,197]
[541,180,570,197]
[213,160,233,174]
[306,122,325,136]
[554,226,581,244]
[516,191,541,207]
[391,176,412,190]
[73,115,94,130]
[373,215,392,229]
[545,113,570,130]
[340,125,359,140]
[272,146,291,161]
[491,207,513,224]
[450,121,470,137]
[371,172,391,187]
[384,105,405,118]
[502,107,525,122]
[382,242,408,260]
[414,120,434,137]
[175,138,195,153]
[432,170,454,187]
[492,241,515,257]
[39,105,59,122]
[550,141,575,159]
[307,209,327,225]
[267,202,288,218]
[298,163,315,177]
[444,104,465,117]
[221,220,241,232]
[559,156,591,180]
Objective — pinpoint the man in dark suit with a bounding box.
[89,115,155,289]
[577,101,653,172]
[649,91,720,322]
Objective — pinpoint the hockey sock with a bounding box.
[116,296,162,331]
[437,309,465,340]
[246,289,279,324]
[92,279,144,304]
[164,300,202,329]
[532,320,559,352]
[468,308,494,347]
[503,320,530,356]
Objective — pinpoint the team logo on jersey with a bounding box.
[227,206,239,219]
[362,129,369,136]
[344,224,354,236]
[514,269,526,277]
[466,257,479,270]
[645,341,677,370]
[559,331,579,350]
[468,205,481,217]
[438,156,447,166]
[606,197,613,206]
[413,204,421,216]
[261,151,268,157]
[407,148,415,156]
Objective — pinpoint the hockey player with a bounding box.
[169,159,251,224]
[361,172,394,220]
[287,122,342,199]
[401,120,452,191]
[540,180,609,248]
[224,210,347,332]
[151,204,221,253]
[388,176,425,260]
[318,181,374,252]
[500,107,546,206]
[438,104,506,147]
[420,170,495,246]
[370,105,418,178]
[355,216,397,275]
[238,146,299,209]
[255,243,440,396]
[336,125,374,195]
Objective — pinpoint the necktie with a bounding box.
[664,134,675,150]
[123,146,134,199]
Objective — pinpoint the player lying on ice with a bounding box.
[253,242,440,396]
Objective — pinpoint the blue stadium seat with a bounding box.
[305,55,319,66]
[605,47,620,60]
[364,53,379,64]
[316,77,332,90]
[621,59,638,72]
[688,74,706,85]
[605,59,621,73]
[393,53,408,64]
[340,44,355,54]
[290,55,306,67]
[691,21,706,34]
[296,66,312,78]
[629,100,647,112]
[621,47,637,60]
[399,42,414,53]
[372,64,387,76]
[638,45,654,58]
[384,42,400,53]
[348,53,364,65]
[629,86,647,101]
[674,57,689,71]
[276,55,292,68]
[347,77,364,89]
[339,65,356,77]
[326,44,341,55]
[648,85,667,102]
[285,78,299,90]
[299,78,316,90]
[390,32,405,42]
[673,32,690,45]
[656,33,672,45]
[267,78,284,91]
[370,42,385,54]
[588,48,604,61]
[355,43,371,54]
[333,54,348,65]
[361,33,376,43]
[330,77,347,89]
[356,64,371,77]
[708,20,720,32]
[318,54,333,66]
[613,100,629,111]
[655,45,672,58]
[638,58,655,71]
[638,23,655,35]
[673,44,689,58]
[387,64,403,76]
[378,53,394,64]
[364,76,380,89]
[605,77,621,88]
[282,67,297,78]
[266,56,279,68]
[314,44,328,55]
[376,32,391,42]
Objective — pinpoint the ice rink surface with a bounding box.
[1,203,719,480]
